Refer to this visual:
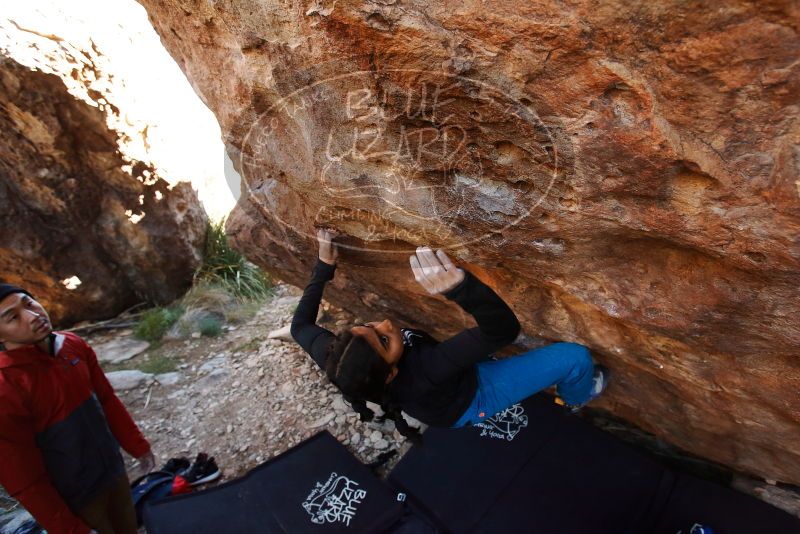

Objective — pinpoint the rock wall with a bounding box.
[138,0,800,484]
[0,56,207,324]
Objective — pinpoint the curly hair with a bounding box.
[325,329,422,445]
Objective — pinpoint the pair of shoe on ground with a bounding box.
[161,453,220,486]
[556,364,611,414]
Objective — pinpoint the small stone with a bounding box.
[94,337,150,364]
[199,356,226,373]
[374,438,389,450]
[332,396,349,414]
[307,413,335,429]
[191,332,202,339]
[155,372,181,386]
[351,433,361,445]
[369,430,382,443]
[197,368,229,390]
[106,370,153,391]
[227,424,234,434]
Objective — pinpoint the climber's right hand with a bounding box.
[409,246,465,295]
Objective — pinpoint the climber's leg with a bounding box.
[452,342,595,427]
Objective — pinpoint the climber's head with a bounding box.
[0,285,52,350]
[325,323,422,445]
[325,321,402,401]
[350,319,404,369]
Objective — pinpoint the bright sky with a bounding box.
[0,0,236,221]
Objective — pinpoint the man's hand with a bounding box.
[136,451,156,476]
[409,246,465,295]
[316,227,339,266]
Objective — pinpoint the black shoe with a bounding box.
[183,453,220,486]
[160,457,190,474]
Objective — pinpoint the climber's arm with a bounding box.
[429,270,521,380]
[290,228,339,369]
[409,247,520,381]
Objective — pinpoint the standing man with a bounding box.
[0,284,155,534]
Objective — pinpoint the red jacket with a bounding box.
[0,331,150,534]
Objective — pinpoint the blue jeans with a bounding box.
[452,342,595,427]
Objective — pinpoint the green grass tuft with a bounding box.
[134,307,184,343]
[194,219,274,300]
[139,352,178,374]
[198,315,223,337]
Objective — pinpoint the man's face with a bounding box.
[0,293,52,347]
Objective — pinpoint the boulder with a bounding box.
[137,0,800,484]
[0,56,207,325]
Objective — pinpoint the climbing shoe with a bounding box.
[555,364,611,414]
[183,453,221,486]
[160,456,190,475]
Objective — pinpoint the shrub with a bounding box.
[134,306,184,343]
[198,315,223,337]
[194,219,273,300]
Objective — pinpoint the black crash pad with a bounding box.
[388,394,800,534]
[143,431,404,533]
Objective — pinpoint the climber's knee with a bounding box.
[555,342,593,370]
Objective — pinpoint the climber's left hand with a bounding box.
[316,227,339,265]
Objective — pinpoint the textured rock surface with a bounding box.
[106,369,154,391]
[93,336,151,364]
[138,0,800,483]
[0,56,207,325]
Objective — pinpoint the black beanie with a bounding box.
[0,284,32,304]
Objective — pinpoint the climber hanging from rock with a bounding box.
[290,227,610,443]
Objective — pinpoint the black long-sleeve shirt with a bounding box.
[290,257,522,427]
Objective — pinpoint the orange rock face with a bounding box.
[0,56,207,324]
[138,0,800,483]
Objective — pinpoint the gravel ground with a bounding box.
[101,283,413,484]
